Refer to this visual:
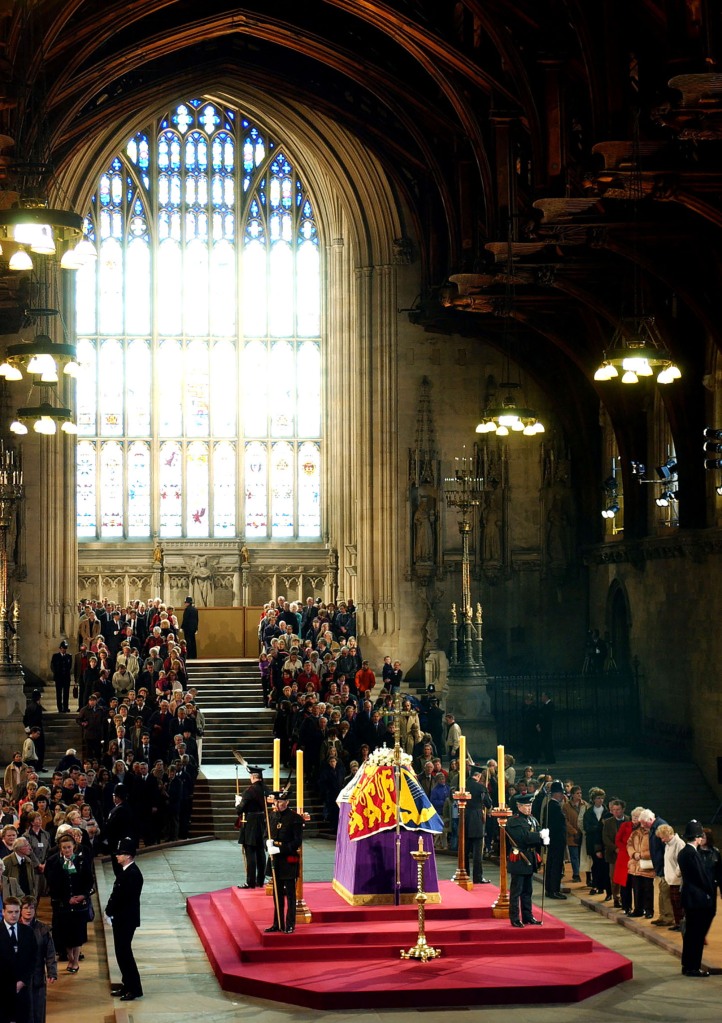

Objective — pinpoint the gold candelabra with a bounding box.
[400,836,441,962]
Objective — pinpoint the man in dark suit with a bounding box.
[506,792,546,927]
[465,764,492,884]
[544,780,568,899]
[134,762,161,846]
[105,837,144,1001]
[50,640,72,713]
[180,596,199,659]
[0,896,36,1023]
[103,785,138,876]
[678,819,716,977]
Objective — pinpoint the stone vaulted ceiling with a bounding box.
[1,1,721,536]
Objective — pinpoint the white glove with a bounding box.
[234,794,242,807]
[539,827,550,846]
[266,839,279,856]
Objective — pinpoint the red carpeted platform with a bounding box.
[187,880,632,1008]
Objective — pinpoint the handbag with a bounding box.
[87,900,95,922]
[639,858,653,870]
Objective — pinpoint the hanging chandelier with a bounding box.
[594,315,681,385]
[475,382,545,436]
[476,224,545,438]
[0,199,95,271]
[1,319,79,434]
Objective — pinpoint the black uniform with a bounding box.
[236,779,268,888]
[267,806,303,932]
[465,776,492,883]
[506,808,544,925]
[106,859,144,998]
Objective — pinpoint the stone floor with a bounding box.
[40,837,722,1023]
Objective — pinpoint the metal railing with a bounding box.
[487,667,642,752]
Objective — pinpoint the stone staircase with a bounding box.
[187,659,272,765]
[185,659,324,839]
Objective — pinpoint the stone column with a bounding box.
[354,261,398,639]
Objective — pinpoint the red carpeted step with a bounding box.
[187,880,633,1008]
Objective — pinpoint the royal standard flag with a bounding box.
[345,763,444,841]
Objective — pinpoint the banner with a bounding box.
[346,763,444,841]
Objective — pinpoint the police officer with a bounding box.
[506,791,548,927]
[236,766,268,889]
[678,819,715,976]
[265,791,303,933]
[465,764,492,884]
[105,837,144,1001]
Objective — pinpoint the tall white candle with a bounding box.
[296,749,304,809]
[497,744,505,807]
[273,738,281,791]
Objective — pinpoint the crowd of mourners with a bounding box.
[259,595,454,832]
[0,596,205,1020]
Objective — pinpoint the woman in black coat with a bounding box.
[45,833,95,973]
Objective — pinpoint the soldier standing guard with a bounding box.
[465,764,492,884]
[265,791,303,933]
[506,791,549,927]
[235,766,268,889]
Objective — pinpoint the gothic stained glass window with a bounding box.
[76,98,321,541]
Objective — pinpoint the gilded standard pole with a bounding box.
[451,791,473,891]
[490,807,512,917]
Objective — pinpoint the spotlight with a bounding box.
[704,459,722,471]
[630,461,646,477]
[703,428,722,441]
[703,441,722,455]
[602,475,617,492]
[716,484,722,497]
[656,457,677,480]
[601,502,620,518]
[655,490,677,507]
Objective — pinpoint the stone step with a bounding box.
[189,776,325,839]
[547,749,720,832]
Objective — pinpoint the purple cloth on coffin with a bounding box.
[333,802,440,897]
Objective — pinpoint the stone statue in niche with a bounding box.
[190,555,214,606]
[413,496,435,563]
[546,495,570,566]
[545,457,573,569]
[481,490,502,565]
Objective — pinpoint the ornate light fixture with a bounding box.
[0,201,93,272]
[444,450,486,620]
[0,298,80,435]
[476,382,545,436]
[601,473,620,519]
[594,315,681,385]
[476,226,545,438]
